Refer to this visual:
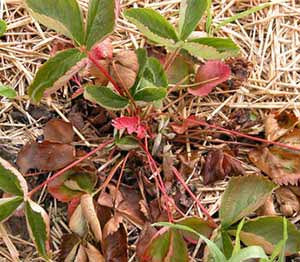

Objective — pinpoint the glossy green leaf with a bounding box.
[131,48,148,95]
[0,157,28,196]
[85,0,116,50]
[0,85,17,99]
[0,197,23,222]
[84,86,129,110]
[178,0,207,40]
[228,246,268,262]
[230,216,300,255]
[25,0,85,44]
[144,57,168,88]
[134,86,167,102]
[25,200,50,259]
[182,42,223,60]
[125,8,178,47]
[0,20,7,37]
[29,48,87,103]
[155,222,226,262]
[220,175,277,228]
[190,37,240,58]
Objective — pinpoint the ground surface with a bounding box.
[0,0,300,261]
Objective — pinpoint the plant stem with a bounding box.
[172,167,218,228]
[27,140,113,197]
[88,52,123,95]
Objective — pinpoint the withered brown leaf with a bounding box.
[43,119,74,144]
[275,187,300,216]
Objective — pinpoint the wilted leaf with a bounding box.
[189,61,231,96]
[202,149,244,185]
[69,204,88,237]
[0,157,28,196]
[85,243,105,262]
[59,233,81,262]
[29,49,87,103]
[178,0,207,40]
[190,37,240,59]
[17,141,75,174]
[112,116,147,139]
[43,119,74,144]
[264,112,298,142]
[275,187,300,217]
[230,216,300,255]
[25,0,85,44]
[81,194,102,242]
[220,175,277,228]
[85,0,117,50]
[136,224,157,259]
[25,200,50,258]
[48,168,97,202]
[124,8,178,47]
[0,19,7,36]
[0,197,23,222]
[103,218,127,262]
[84,86,129,110]
[182,42,222,60]
[0,85,17,99]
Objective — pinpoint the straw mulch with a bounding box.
[0,0,300,261]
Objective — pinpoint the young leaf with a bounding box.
[124,8,179,47]
[144,57,168,88]
[0,19,7,37]
[230,216,300,255]
[155,222,227,262]
[0,197,23,222]
[29,48,87,103]
[220,175,277,228]
[182,42,223,60]
[85,0,117,50]
[84,86,129,110]
[0,157,28,196]
[25,200,50,259]
[190,37,240,58]
[189,61,231,97]
[25,0,85,45]
[134,86,167,102]
[178,0,207,40]
[0,85,17,99]
[228,246,268,262]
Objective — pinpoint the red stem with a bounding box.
[27,140,113,197]
[172,167,218,228]
[87,52,123,95]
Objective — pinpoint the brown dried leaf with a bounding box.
[17,142,75,174]
[59,233,81,262]
[43,119,74,144]
[75,245,88,262]
[136,224,157,259]
[81,194,102,242]
[88,59,110,85]
[103,213,123,238]
[275,187,300,216]
[256,195,277,216]
[69,204,88,237]
[203,149,244,185]
[85,243,105,262]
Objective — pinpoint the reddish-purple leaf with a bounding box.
[188,61,231,96]
[112,116,147,139]
[43,119,74,144]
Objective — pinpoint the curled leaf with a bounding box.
[188,61,231,96]
[43,119,74,144]
[17,141,75,174]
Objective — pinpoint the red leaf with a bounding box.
[170,116,198,134]
[112,116,147,139]
[189,61,231,96]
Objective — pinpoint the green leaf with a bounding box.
[0,20,7,37]
[155,222,227,262]
[206,0,213,35]
[144,57,168,88]
[182,42,223,60]
[0,85,17,99]
[166,56,193,85]
[220,175,277,228]
[134,86,167,102]
[228,246,268,262]
[190,37,240,58]
[25,0,85,45]
[85,0,116,50]
[0,197,23,222]
[115,136,140,151]
[221,230,233,259]
[0,157,28,196]
[215,2,275,31]
[230,216,300,255]
[84,86,129,110]
[29,48,87,103]
[232,218,245,256]
[178,0,207,40]
[25,200,50,259]
[124,8,178,47]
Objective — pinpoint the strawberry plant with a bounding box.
[1,0,298,261]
